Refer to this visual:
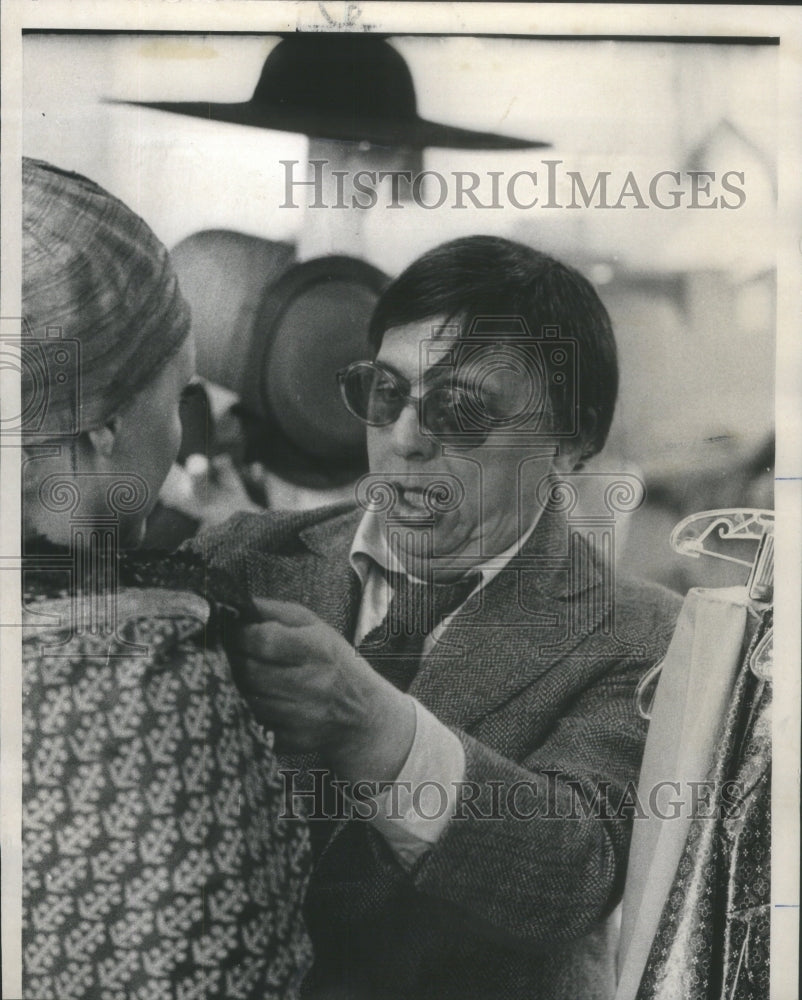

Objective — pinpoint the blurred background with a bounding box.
[22,32,777,592]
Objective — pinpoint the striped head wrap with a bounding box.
[22,157,190,437]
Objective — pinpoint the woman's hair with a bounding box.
[369,235,618,461]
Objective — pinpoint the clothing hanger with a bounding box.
[668,508,774,602]
[636,508,774,719]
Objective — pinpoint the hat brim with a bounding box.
[236,401,368,490]
[109,99,550,151]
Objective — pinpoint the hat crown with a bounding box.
[252,35,417,124]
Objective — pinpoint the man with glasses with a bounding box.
[201,235,681,1000]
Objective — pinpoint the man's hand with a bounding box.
[228,599,417,785]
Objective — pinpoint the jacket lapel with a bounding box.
[410,509,608,731]
[244,507,363,638]
[298,510,363,638]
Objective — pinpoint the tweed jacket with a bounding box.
[195,503,682,1000]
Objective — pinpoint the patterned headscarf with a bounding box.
[22,157,191,436]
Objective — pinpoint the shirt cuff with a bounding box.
[368,698,466,869]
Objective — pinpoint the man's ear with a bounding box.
[552,407,598,473]
[85,416,121,461]
[552,446,582,474]
[552,430,590,474]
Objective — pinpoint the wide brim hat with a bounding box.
[170,230,387,488]
[112,34,549,151]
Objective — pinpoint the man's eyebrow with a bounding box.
[421,360,460,387]
[422,363,503,394]
[373,360,410,384]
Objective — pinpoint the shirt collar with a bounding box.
[349,507,544,589]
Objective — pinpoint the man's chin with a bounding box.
[393,532,478,582]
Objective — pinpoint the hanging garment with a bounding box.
[616,587,771,1000]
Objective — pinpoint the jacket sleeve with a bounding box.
[406,613,679,949]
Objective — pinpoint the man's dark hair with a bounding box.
[368,235,618,462]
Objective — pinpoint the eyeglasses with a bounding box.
[337,360,542,446]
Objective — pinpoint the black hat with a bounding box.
[170,230,387,488]
[112,34,549,151]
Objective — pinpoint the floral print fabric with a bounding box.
[22,583,311,1000]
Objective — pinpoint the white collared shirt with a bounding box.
[348,508,543,868]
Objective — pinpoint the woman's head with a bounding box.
[21,158,194,545]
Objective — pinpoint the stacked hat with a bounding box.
[21,157,191,437]
[170,230,387,487]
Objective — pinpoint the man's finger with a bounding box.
[231,620,310,664]
[233,659,317,705]
[251,597,320,627]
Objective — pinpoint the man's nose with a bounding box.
[389,402,437,461]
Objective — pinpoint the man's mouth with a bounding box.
[396,486,429,512]
[396,485,429,511]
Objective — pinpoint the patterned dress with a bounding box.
[21,541,312,1000]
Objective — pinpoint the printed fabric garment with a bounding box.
[634,609,772,1000]
[21,540,312,1000]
